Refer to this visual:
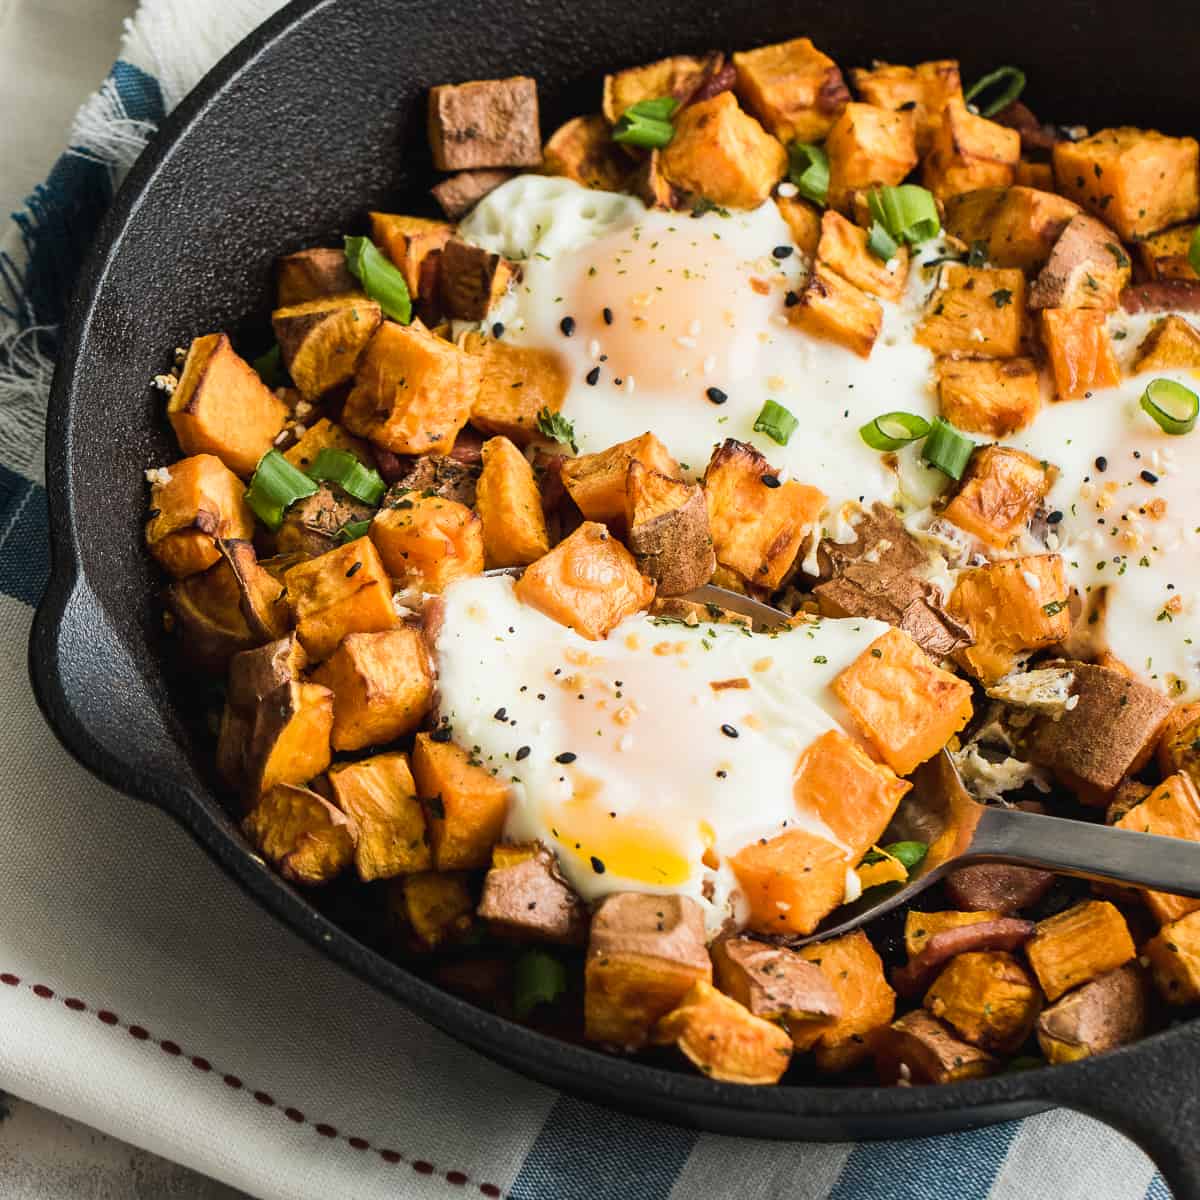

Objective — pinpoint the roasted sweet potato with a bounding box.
[915,265,1026,358]
[477,843,587,943]
[787,260,883,357]
[653,981,793,1084]
[370,493,485,593]
[427,76,541,170]
[924,951,1041,1053]
[1136,223,1200,281]
[1015,160,1055,190]
[711,936,841,1031]
[1027,900,1136,1001]
[368,213,453,299]
[904,909,1003,959]
[282,418,374,472]
[942,445,1054,550]
[514,521,655,640]
[431,169,514,220]
[1053,126,1200,241]
[833,627,974,776]
[438,237,516,321]
[227,633,308,714]
[1036,963,1146,1063]
[878,1009,996,1085]
[1114,772,1200,924]
[461,333,569,445]
[585,893,712,1049]
[922,97,1020,202]
[732,37,848,143]
[1145,908,1200,1005]
[271,294,382,400]
[942,186,1080,273]
[561,432,679,527]
[812,501,924,581]
[775,195,823,258]
[1027,214,1131,312]
[543,114,630,191]
[935,356,1041,437]
[243,782,356,885]
[893,918,1034,997]
[850,60,961,155]
[145,454,254,579]
[276,247,357,307]
[624,461,714,596]
[730,829,849,936]
[476,435,550,568]
[817,209,909,301]
[168,334,288,477]
[1133,314,1200,373]
[1158,702,1200,792]
[824,102,918,214]
[400,871,476,948]
[326,751,431,880]
[276,482,375,558]
[602,53,721,122]
[384,453,480,508]
[242,679,334,800]
[943,863,1054,915]
[703,439,826,590]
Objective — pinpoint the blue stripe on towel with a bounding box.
[1144,1173,1171,1200]
[110,60,166,123]
[0,465,49,606]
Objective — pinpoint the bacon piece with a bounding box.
[891,917,1035,996]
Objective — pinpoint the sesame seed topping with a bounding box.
[559,316,576,336]
[585,366,600,386]
[1095,456,1107,472]
[555,752,577,764]
[762,474,781,489]
[602,306,613,325]
[721,724,739,739]
[706,386,728,405]
[491,322,504,338]
[784,290,800,307]
[590,856,606,875]
[1141,470,1159,484]
[772,245,792,259]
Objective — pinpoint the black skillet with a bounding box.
[27,0,1200,1192]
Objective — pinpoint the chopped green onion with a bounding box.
[1140,378,1199,435]
[536,406,578,453]
[344,235,412,324]
[1189,226,1200,277]
[252,343,287,388]
[245,450,318,530]
[867,220,900,262]
[625,96,678,122]
[514,950,567,1019]
[868,185,941,246]
[882,840,928,872]
[964,65,1027,118]
[859,411,931,451]
[787,142,830,206]
[337,518,373,544]
[922,416,976,480]
[613,98,678,149]
[753,400,799,447]
[307,447,387,505]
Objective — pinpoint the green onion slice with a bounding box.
[1141,377,1199,436]
[336,518,373,544]
[922,416,976,479]
[245,450,319,531]
[514,950,567,1020]
[307,447,387,505]
[613,98,678,149]
[964,65,1027,118]
[252,343,288,389]
[344,235,412,324]
[882,840,928,872]
[868,185,941,246]
[859,411,931,451]
[867,220,900,262]
[753,399,799,447]
[787,142,830,206]
[1189,225,1200,277]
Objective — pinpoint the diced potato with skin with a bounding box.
[282,537,396,662]
[411,733,510,870]
[477,843,587,944]
[1133,314,1200,374]
[561,432,679,527]
[275,247,358,307]
[168,334,288,478]
[787,260,883,358]
[817,209,909,301]
[711,936,841,1027]
[243,680,334,800]
[629,150,679,211]
[653,981,793,1085]
[624,462,715,596]
[775,195,822,258]
[1037,964,1147,1064]
[145,454,254,579]
[824,102,918,214]
[343,320,479,456]
[282,418,374,472]
[793,729,910,864]
[476,435,550,568]
[1137,224,1200,281]
[660,92,787,211]
[915,265,1026,359]
[703,439,826,590]
[936,356,1041,437]
[923,951,1041,1053]
[942,445,1054,550]
[732,37,849,144]
[1158,702,1200,793]
[543,115,630,192]
[514,521,656,641]
[729,829,849,936]
[368,213,452,298]
[401,871,476,948]
[922,97,1020,202]
[947,555,1071,684]
[942,186,1081,273]
[849,60,962,155]
[833,627,974,777]
[462,333,569,446]
[904,909,1003,959]
[1028,214,1131,311]
[794,931,896,1072]
[1053,127,1200,241]
[431,169,514,221]
[1026,900,1136,1001]
[243,783,356,885]
[584,893,712,1050]
[427,76,541,171]
[439,238,516,322]
[875,1009,996,1085]
[602,53,721,123]
[227,633,308,714]
[272,294,382,400]
[1039,307,1121,401]
[326,752,431,880]
[370,494,484,593]
[1114,772,1200,924]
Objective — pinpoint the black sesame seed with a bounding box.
[590,856,606,875]
[721,724,739,738]
[555,752,577,764]
[560,316,576,336]
[1047,510,1064,525]
[491,322,505,338]
[761,474,781,489]
[345,561,363,578]
[602,306,613,325]
[716,769,728,778]
[515,745,531,761]
[493,707,507,721]
[772,245,793,259]
[585,366,601,386]
[1141,469,1159,484]
[784,290,800,307]
[706,386,728,405]
[430,727,453,743]
[1095,456,1108,472]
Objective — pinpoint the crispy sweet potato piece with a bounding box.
[850,60,962,155]
[916,265,1026,358]
[431,169,514,220]
[244,680,334,801]
[711,937,841,1029]
[400,871,476,948]
[272,294,382,400]
[943,863,1054,915]
[629,150,680,210]
[439,237,516,321]
[1145,909,1200,1004]
[543,114,630,191]
[461,333,569,446]
[936,357,1041,437]
[477,843,587,943]
[624,461,714,595]
[561,432,679,527]
[904,909,1003,959]
[924,950,1041,1053]
[787,260,883,357]
[813,501,925,582]
[226,633,308,715]
[384,453,480,508]
[243,783,356,885]
[942,186,1080,273]
[1039,307,1122,401]
[168,334,288,478]
[514,521,655,640]
[817,209,909,301]
[1158,701,1200,792]
[1136,223,1200,281]
[276,482,375,558]
[370,494,484,593]
[732,37,848,143]
[427,76,541,170]
[824,102,918,214]
[943,445,1054,550]
[477,435,550,568]
[1016,160,1055,190]
[276,247,358,307]
[1114,772,1200,924]
[923,97,1020,202]
[1037,963,1146,1063]
[730,829,849,936]
[282,418,374,472]
[775,195,823,257]
[602,52,722,122]
[893,918,1034,998]
[833,627,974,776]
[327,751,431,880]
[875,1009,996,1085]
[1027,900,1136,1001]
[1028,214,1131,312]
[1133,314,1200,373]
[654,981,793,1084]
[368,213,453,299]
[585,893,712,1050]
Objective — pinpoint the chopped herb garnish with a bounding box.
[753,399,799,446]
[536,406,578,453]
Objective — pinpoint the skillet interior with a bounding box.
[28,0,1200,1188]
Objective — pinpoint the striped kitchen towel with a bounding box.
[0,0,1173,1196]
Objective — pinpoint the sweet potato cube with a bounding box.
[942,186,1081,272]
[368,213,452,298]
[430,169,514,220]
[775,195,822,257]
[711,936,841,1027]
[849,60,962,155]
[477,843,587,943]
[703,438,826,590]
[427,76,541,171]
[282,537,396,661]
[584,893,712,1050]
[922,97,1020,202]
[145,454,254,579]
[282,418,374,472]
[543,114,630,192]
[1115,772,1200,924]
[243,782,356,885]
[343,320,479,455]
[624,462,715,596]
[935,356,1041,437]
[1053,126,1200,241]
[916,265,1026,358]
[227,633,308,715]
[943,445,1054,550]
[817,209,909,301]
[439,237,516,322]
[514,522,655,640]
[1146,910,1200,1005]
[327,752,431,880]
[875,1009,995,1085]
[924,951,1041,1053]
[1158,702,1200,792]
[560,432,679,527]
[833,627,974,776]
[732,37,849,144]
[794,729,910,863]
[602,53,720,122]
[272,294,382,400]
[244,680,333,799]
[411,733,509,870]
[1016,160,1055,190]
[1036,964,1147,1063]
[824,102,918,213]
[168,334,287,478]
[1029,214,1131,312]
[904,909,1003,959]
[653,981,793,1084]
[461,333,569,446]
[1039,307,1120,401]
[660,92,787,211]
[275,247,357,307]
[794,931,896,1071]
[730,830,848,936]
[1133,314,1200,374]
[476,435,550,568]
[401,871,476,947]
[370,494,484,593]
[1136,223,1200,281]
[947,556,1071,684]
[1027,900,1136,1001]
[787,261,883,358]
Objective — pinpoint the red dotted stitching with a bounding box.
[0,971,508,1196]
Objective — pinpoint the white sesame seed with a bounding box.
[588,338,601,359]
[617,733,633,753]
[702,355,717,374]
[625,375,636,395]
[676,335,697,349]
[777,181,798,198]
[1022,570,1041,591]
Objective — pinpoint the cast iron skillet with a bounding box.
[27,0,1200,1191]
